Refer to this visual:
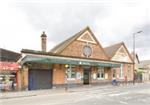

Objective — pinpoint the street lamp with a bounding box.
[133,30,143,84]
[65,64,69,91]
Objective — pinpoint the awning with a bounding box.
[0,62,19,71]
[21,55,120,68]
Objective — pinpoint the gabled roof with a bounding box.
[50,26,109,59]
[104,42,133,62]
[104,42,123,58]
[21,49,53,55]
[50,26,89,54]
[0,48,21,62]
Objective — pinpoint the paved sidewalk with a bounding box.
[0,85,113,99]
[0,83,144,99]
[0,88,65,99]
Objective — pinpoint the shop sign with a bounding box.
[0,62,19,71]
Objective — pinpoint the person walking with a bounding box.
[125,76,128,85]
[11,79,15,90]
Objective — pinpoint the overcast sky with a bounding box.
[0,0,150,60]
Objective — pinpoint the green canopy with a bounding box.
[21,55,120,68]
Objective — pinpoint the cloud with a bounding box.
[0,0,150,60]
[16,2,110,44]
[0,1,41,51]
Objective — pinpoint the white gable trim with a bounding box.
[112,45,132,63]
[77,30,97,44]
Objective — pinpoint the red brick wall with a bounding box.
[17,70,21,90]
[53,65,84,85]
[124,64,133,81]
[22,66,28,90]
[53,64,65,84]
[113,63,133,81]
[60,40,108,60]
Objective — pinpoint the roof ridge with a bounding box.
[104,41,124,49]
[0,48,20,55]
[104,42,124,58]
[49,26,89,53]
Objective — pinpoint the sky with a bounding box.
[0,0,150,61]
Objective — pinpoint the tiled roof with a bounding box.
[104,42,123,58]
[0,48,21,62]
[50,26,90,54]
[21,49,53,55]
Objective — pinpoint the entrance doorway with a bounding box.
[83,69,91,84]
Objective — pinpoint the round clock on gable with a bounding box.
[83,45,92,57]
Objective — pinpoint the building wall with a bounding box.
[17,70,22,90]
[53,65,84,87]
[53,64,65,85]
[69,65,83,84]
[142,73,150,82]
[124,64,133,81]
[60,40,108,60]
[52,65,114,87]
[21,63,135,90]
[21,63,133,90]
[22,66,28,90]
[112,63,133,81]
[91,67,112,84]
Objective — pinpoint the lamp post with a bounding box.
[133,31,143,84]
[65,64,69,91]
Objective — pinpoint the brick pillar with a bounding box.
[22,65,28,90]
[17,70,22,90]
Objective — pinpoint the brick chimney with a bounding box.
[41,31,47,52]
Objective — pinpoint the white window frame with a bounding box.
[97,67,104,80]
[67,67,76,80]
[120,64,124,79]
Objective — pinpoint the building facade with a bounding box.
[138,60,150,82]
[0,48,21,91]
[104,42,134,82]
[19,27,133,90]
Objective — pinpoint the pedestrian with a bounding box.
[133,70,136,85]
[124,76,127,85]
[12,79,15,90]
[112,78,117,86]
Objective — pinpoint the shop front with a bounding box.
[0,62,19,91]
[21,54,120,90]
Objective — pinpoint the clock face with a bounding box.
[83,45,92,57]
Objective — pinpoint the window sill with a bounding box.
[67,78,76,81]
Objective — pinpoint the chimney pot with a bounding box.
[41,31,47,52]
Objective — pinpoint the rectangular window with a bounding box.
[67,67,76,80]
[97,67,104,79]
[71,69,76,78]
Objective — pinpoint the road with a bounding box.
[1,83,150,105]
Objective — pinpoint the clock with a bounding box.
[83,45,92,57]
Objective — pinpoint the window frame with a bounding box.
[67,67,76,80]
[97,67,105,80]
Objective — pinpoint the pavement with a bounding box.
[0,82,142,99]
[1,82,150,105]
